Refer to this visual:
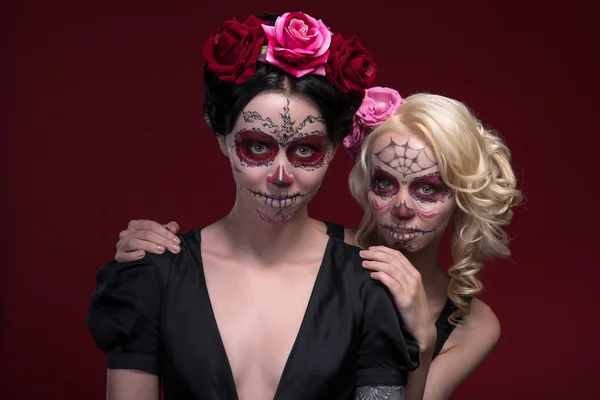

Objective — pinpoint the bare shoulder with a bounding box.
[344,228,358,247]
[444,297,501,356]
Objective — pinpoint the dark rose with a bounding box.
[325,34,377,95]
[202,15,267,84]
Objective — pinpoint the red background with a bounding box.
[3,0,599,398]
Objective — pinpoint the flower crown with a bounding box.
[343,86,405,160]
[203,12,377,96]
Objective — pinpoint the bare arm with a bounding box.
[421,299,501,400]
[106,369,159,400]
[403,347,434,400]
[356,385,405,399]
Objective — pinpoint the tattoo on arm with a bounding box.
[355,385,404,400]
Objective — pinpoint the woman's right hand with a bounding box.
[115,220,181,262]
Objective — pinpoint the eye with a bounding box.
[249,142,269,154]
[419,184,434,194]
[293,145,316,157]
[376,180,394,189]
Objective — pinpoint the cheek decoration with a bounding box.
[227,145,245,174]
[370,198,393,212]
[409,172,453,203]
[412,201,441,219]
[234,130,278,167]
[286,134,328,170]
[370,166,400,198]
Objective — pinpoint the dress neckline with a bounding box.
[191,228,333,400]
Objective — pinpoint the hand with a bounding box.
[360,246,437,352]
[115,219,181,262]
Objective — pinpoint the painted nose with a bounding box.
[267,165,294,187]
[392,200,416,220]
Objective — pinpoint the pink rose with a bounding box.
[262,12,332,77]
[355,86,404,127]
[342,122,367,160]
[343,87,405,159]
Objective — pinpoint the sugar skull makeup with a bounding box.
[368,129,456,252]
[224,92,335,223]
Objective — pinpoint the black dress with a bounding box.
[322,221,470,359]
[87,228,420,399]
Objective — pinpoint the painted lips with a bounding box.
[379,224,435,241]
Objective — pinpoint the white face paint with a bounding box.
[368,128,456,252]
[225,91,335,223]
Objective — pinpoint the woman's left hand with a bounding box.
[360,246,437,352]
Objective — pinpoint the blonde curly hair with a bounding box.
[348,93,522,324]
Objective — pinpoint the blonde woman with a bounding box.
[111,90,521,399]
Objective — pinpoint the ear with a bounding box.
[217,136,228,157]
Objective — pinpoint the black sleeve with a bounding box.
[86,256,165,375]
[355,278,421,386]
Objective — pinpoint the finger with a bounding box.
[121,237,167,255]
[371,271,417,311]
[365,246,421,280]
[369,271,404,297]
[361,250,412,284]
[368,245,408,262]
[360,249,400,266]
[362,260,407,293]
[129,219,180,244]
[163,221,181,236]
[115,249,146,263]
[126,230,181,253]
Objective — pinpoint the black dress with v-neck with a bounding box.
[88,228,420,399]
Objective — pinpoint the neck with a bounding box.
[222,195,316,264]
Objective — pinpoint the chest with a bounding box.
[159,252,359,400]
[204,258,322,399]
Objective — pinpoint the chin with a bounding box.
[389,239,424,253]
[256,208,299,224]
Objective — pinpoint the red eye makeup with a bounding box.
[370,166,399,197]
[234,130,278,166]
[286,135,328,169]
[409,172,451,203]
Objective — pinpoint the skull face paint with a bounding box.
[368,129,455,252]
[225,92,334,224]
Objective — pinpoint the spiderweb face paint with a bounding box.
[367,132,456,252]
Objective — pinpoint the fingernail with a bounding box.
[359,250,366,256]
[156,245,165,253]
[171,244,181,253]
[172,236,180,244]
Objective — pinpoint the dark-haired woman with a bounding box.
[87,12,419,400]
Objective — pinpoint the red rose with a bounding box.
[325,34,377,95]
[203,15,267,84]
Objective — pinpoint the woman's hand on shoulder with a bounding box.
[359,245,437,352]
[115,219,181,262]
